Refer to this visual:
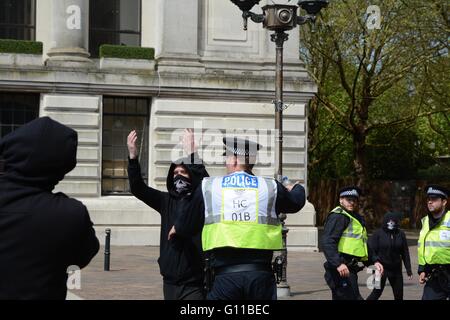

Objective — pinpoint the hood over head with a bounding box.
[0,116,77,191]
[382,211,401,232]
[166,153,209,198]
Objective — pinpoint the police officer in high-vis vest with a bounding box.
[418,185,450,300]
[169,137,306,300]
[322,186,384,300]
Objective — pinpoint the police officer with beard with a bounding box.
[418,185,450,300]
[322,186,384,300]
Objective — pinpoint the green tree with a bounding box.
[302,0,450,223]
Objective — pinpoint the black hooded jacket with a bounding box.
[0,117,100,300]
[368,213,412,276]
[127,152,209,285]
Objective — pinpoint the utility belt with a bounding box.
[427,264,450,285]
[345,258,365,273]
[204,261,273,292]
[215,263,272,275]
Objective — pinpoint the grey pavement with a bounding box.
[69,231,423,300]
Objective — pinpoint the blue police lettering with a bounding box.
[222,173,258,188]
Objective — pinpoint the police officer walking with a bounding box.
[169,137,306,300]
[418,185,450,300]
[322,186,384,300]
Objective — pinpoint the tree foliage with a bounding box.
[301,0,450,223]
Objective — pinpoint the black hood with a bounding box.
[382,211,401,232]
[0,116,77,191]
[166,153,209,198]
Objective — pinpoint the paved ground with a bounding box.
[69,231,423,300]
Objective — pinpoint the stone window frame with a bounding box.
[101,96,150,195]
[89,0,142,58]
[0,0,36,41]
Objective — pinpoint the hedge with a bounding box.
[0,39,43,54]
[99,45,155,60]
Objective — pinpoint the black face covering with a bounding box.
[173,175,192,195]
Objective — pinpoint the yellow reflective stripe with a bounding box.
[202,221,282,251]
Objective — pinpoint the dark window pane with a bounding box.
[103,97,114,114]
[0,0,36,40]
[90,0,118,29]
[89,0,141,57]
[102,96,150,195]
[0,92,39,175]
[125,98,136,114]
[115,98,125,114]
[136,99,149,114]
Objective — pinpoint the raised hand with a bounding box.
[127,130,138,160]
[182,128,199,155]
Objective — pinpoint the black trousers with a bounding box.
[207,270,277,300]
[163,282,205,300]
[422,273,450,300]
[366,271,404,300]
[324,264,363,300]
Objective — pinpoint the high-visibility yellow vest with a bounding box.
[418,211,450,265]
[201,171,282,251]
[331,207,368,261]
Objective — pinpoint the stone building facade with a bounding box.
[0,0,318,250]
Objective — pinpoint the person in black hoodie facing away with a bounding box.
[366,212,412,300]
[0,117,100,300]
[127,129,209,300]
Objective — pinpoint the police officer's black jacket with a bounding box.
[173,175,306,269]
[0,117,99,299]
[322,207,379,269]
[369,215,412,276]
[128,152,209,285]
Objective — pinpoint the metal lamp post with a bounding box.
[229,0,328,297]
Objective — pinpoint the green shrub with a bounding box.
[99,45,155,60]
[0,39,43,54]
